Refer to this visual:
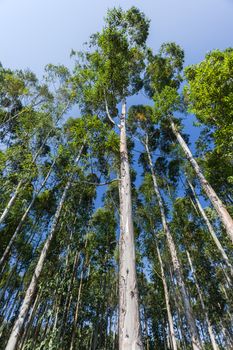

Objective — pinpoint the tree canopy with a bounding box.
[0,6,232,350]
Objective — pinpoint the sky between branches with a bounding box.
[0,0,232,146]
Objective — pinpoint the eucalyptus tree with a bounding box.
[186,178,233,277]
[73,7,150,349]
[4,108,119,349]
[0,156,57,273]
[184,49,233,163]
[0,67,51,132]
[128,104,202,350]
[0,64,73,226]
[144,44,233,243]
[170,118,233,244]
[184,48,233,238]
[1,7,232,350]
[171,195,233,347]
[5,113,93,350]
[186,250,219,350]
[136,194,178,350]
[0,67,52,219]
[5,152,83,350]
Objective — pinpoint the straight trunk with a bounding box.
[69,264,85,350]
[0,180,23,225]
[62,250,81,329]
[0,159,56,271]
[155,240,178,350]
[145,140,202,350]
[187,251,219,350]
[118,100,143,350]
[0,103,69,226]
[19,292,41,350]
[187,179,233,278]
[5,147,83,350]
[170,120,233,243]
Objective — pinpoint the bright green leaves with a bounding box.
[73,7,149,117]
[153,86,182,120]
[184,48,233,155]
[184,49,233,202]
[105,130,119,154]
[145,42,184,98]
[105,6,149,48]
[128,104,155,133]
[184,48,233,127]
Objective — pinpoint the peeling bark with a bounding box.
[119,100,143,350]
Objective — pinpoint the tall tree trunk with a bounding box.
[186,251,219,350]
[144,139,202,350]
[170,120,233,243]
[155,239,178,350]
[220,321,233,349]
[118,100,143,350]
[0,159,56,271]
[5,147,83,350]
[0,180,23,225]
[61,249,81,333]
[187,178,233,278]
[69,263,85,350]
[0,102,69,226]
[19,292,41,350]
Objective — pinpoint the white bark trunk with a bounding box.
[0,159,56,271]
[145,140,202,350]
[0,135,51,226]
[187,251,219,350]
[70,260,87,350]
[170,120,233,243]
[0,180,23,225]
[5,148,83,350]
[19,292,41,350]
[0,103,69,226]
[155,240,178,350]
[187,179,233,277]
[119,100,143,350]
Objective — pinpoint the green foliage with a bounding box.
[0,8,232,350]
[185,48,233,156]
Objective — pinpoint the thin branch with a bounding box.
[104,90,116,126]
[78,178,119,186]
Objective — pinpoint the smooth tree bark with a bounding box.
[0,180,23,225]
[19,292,41,350]
[5,147,83,350]
[186,251,219,350]
[118,100,143,350]
[0,141,46,226]
[0,103,69,226]
[170,120,233,243]
[69,260,86,350]
[144,138,202,350]
[0,159,56,272]
[155,238,178,350]
[187,179,233,277]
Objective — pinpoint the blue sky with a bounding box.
[0,1,231,208]
[0,0,232,75]
[0,0,232,147]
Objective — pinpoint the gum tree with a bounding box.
[73,7,150,349]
